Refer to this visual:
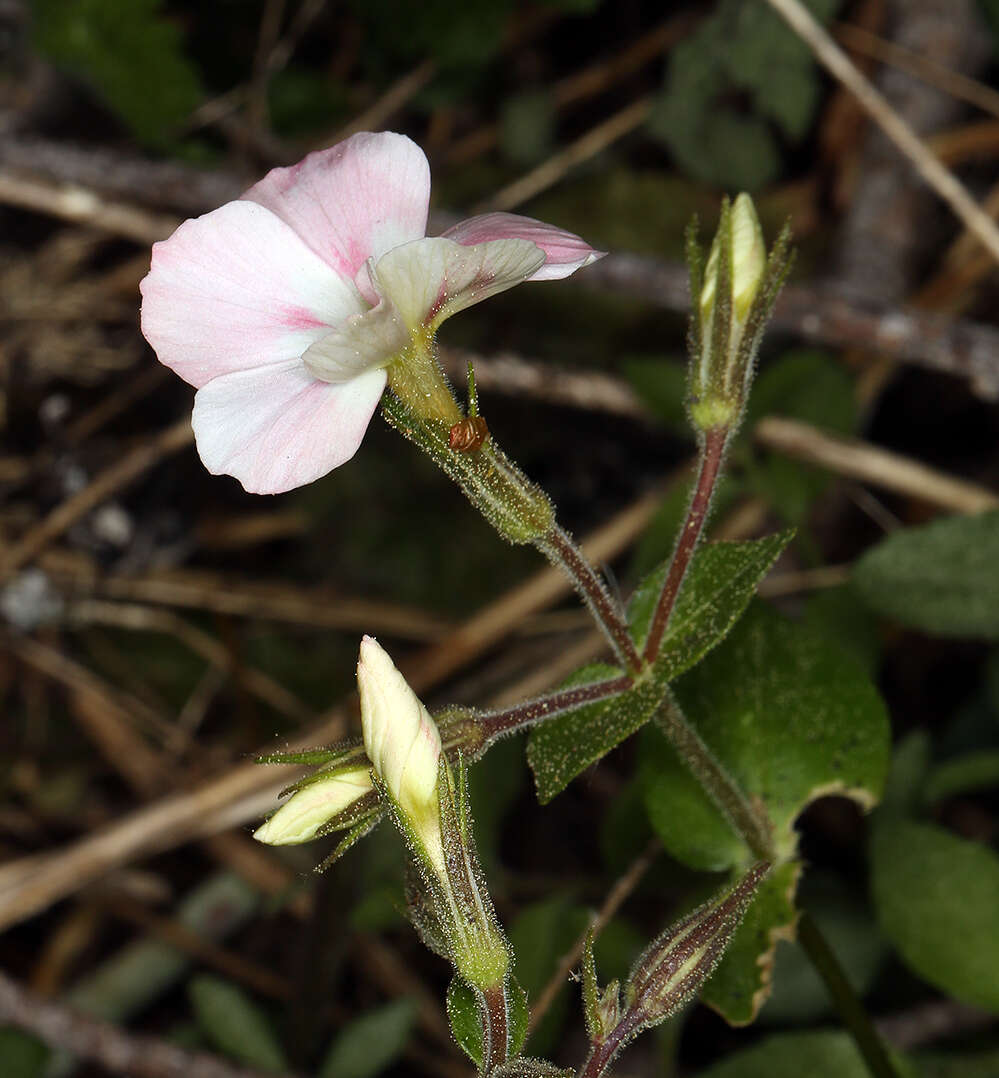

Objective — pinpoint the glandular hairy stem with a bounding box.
[656,691,775,862]
[536,526,642,673]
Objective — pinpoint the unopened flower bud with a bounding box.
[625,862,769,1025]
[700,193,765,325]
[688,195,792,435]
[358,635,445,875]
[253,767,373,845]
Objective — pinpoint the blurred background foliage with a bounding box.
[3,0,999,1076]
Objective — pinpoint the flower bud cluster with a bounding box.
[687,194,792,436]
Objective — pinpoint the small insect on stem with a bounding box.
[449,415,490,452]
[449,359,489,452]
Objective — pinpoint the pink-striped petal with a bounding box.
[441,212,605,281]
[192,362,387,494]
[243,132,431,280]
[140,201,362,389]
[373,236,545,331]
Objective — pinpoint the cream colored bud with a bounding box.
[700,193,766,323]
[358,635,445,874]
[253,767,372,845]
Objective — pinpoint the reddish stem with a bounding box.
[643,426,728,663]
[480,982,509,1073]
[475,674,634,745]
[540,527,642,674]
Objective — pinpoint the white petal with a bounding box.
[140,201,362,388]
[242,132,431,279]
[192,362,386,494]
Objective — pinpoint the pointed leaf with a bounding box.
[446,977,484,1068]
[871,819,999,1013]
[446,977,529,1067]
[526,663,662,806]
[319,999,416,1078]
[627,533,792,658]
[853,510,999,638]
[187,975,287,1072]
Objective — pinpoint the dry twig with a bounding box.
[0,970,299,1078]
[754,416,999,515]
[765,0,999,266]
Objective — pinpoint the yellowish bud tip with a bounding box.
[357,636,445,873]
[699,193,766,323]
[253,767,372,845]
[729,193,765,318]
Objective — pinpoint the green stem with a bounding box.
[797,914,903,1078]
[656,692,775,862]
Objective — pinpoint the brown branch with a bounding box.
[754,416,999,514]
[0,970,299,1078]
[50,564,451,641]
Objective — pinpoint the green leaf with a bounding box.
[529,534,791,805]
[923,750,999,804]
[628,532,792,659]
[853,511,999,638]
[320,999,416,1078]
[870,819,999,1012]
[878,731,931,818]
[649,0,840,189]
[187,975,287,1073]
[0,1029,49,1078]
[698,1030,871,1077]
[445,979,528,1067]
[526,662,661,806]
[446,978,483,1067]
[33,0,202,147]
[802,584,881,676]
[700,861,800,1025]
[645,603,890,868]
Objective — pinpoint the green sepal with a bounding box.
[581,927,602,1044]
[314,809,385,873]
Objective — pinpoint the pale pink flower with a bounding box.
[140,132,603,494]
